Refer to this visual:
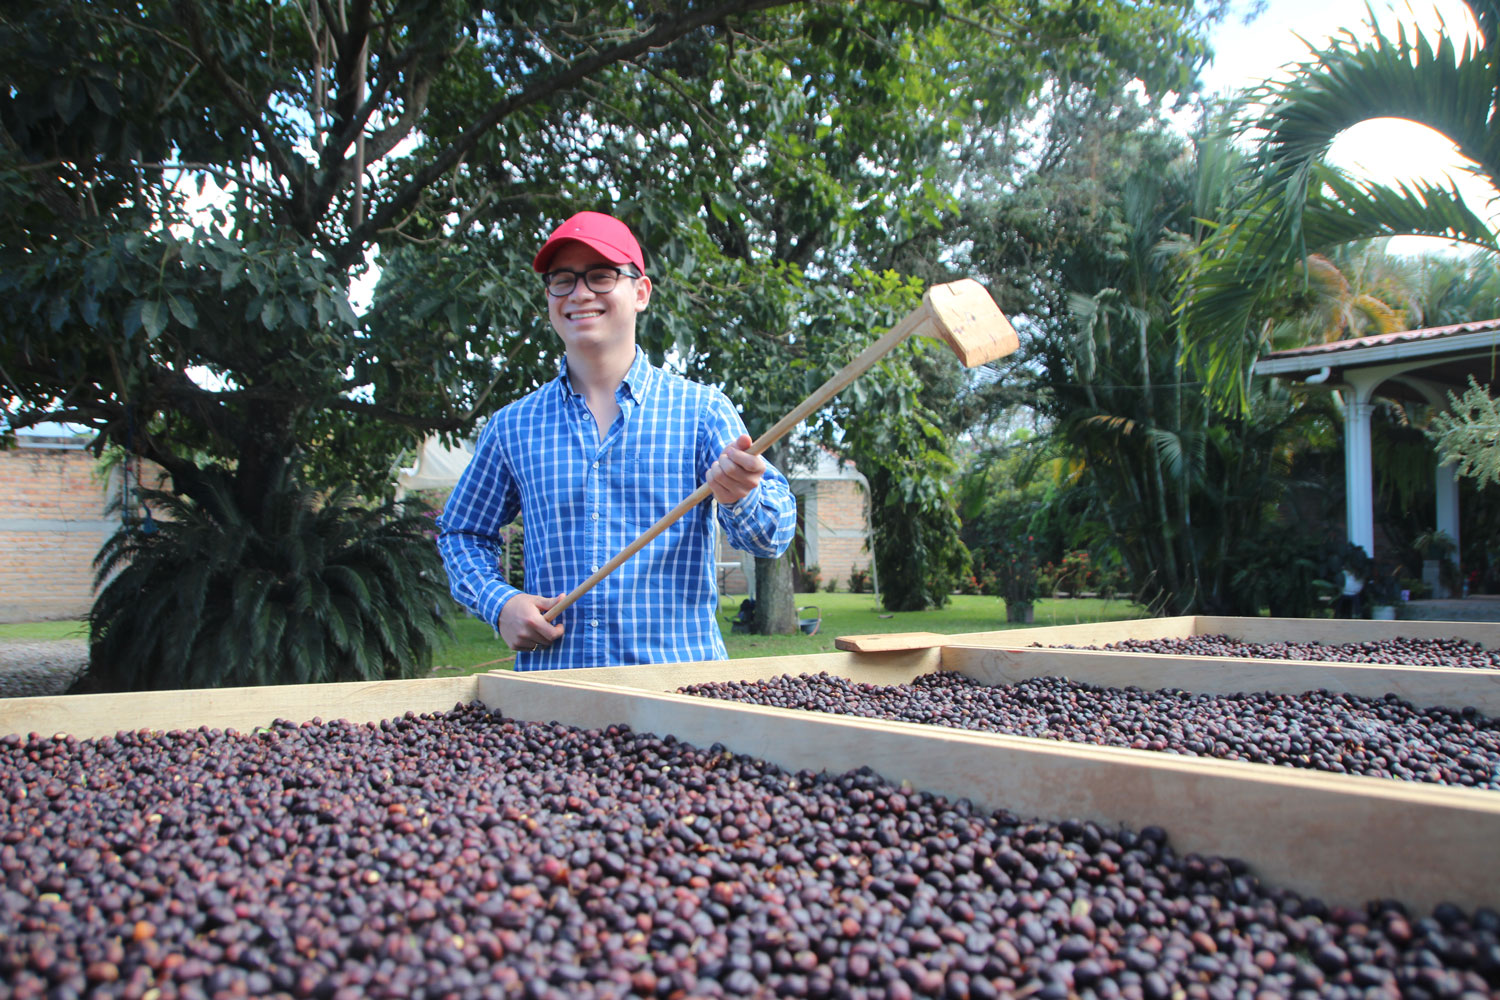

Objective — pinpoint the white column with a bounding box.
[1398,375,1465,598]
[1341,389,1376,559]
[1436,461,1461,596]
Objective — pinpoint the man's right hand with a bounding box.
[499,593,566,653]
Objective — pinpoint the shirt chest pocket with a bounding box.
[608,444,698,531]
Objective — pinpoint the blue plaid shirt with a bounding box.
[437,349,796,670]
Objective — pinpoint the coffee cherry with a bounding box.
[3,705,1497,998]
[680,672,1500,790]
[1049,634,1500,670]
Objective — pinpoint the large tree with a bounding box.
[3,0,847,501]
[2,0,1210,681]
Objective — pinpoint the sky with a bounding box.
[1199,0,1489,255]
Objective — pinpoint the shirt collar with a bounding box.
[557,347,655,404]
[619,347,654,403]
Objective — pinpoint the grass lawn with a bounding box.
[0,593,1151,678]
[0,620,88,641]
[427,592,1151,677]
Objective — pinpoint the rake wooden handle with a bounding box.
[543,280,1015,624]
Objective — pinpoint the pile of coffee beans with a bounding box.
[1041,635,1500,670]
[679,673,1500,790]
[3,705,1498,999]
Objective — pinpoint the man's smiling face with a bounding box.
[544,241,652,356]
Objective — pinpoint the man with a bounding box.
[437,210,797,669]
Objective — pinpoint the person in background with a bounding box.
[437,210,797,669]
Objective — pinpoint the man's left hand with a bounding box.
[706,433,766,506]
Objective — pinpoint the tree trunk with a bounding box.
[750,439,798,635]
[752,554,798,634]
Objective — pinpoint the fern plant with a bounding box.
[88,472,452,691]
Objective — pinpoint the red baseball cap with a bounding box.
[532,211,646,274]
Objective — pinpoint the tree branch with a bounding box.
[359,70,432,164]
[315,0,347,50]
[325,397,466,432]
[111,160,284,203]
[330,0,375,129]
[170,1,305,225]
[306,10,435,231]
[334,0,801,268]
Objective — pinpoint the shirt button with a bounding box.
[590,618,599,627]
[591,511,599,520]
[592,461,600,469]
[591,565,599,573]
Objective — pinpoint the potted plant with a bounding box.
[1413,530,1460,599]
[998,535,1041,623]
[1366,561,1403,620]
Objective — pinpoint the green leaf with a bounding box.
[122,299,144,340]
[334,296,357,329]
[140,299,168,340]
[47,296,70,331]
[167,293,198,329]
[83,74,120,115]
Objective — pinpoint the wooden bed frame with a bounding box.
[3,617,1496,912]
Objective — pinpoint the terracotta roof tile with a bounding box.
[1260,318,1500,359]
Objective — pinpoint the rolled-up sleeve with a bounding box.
[700,392,797,558]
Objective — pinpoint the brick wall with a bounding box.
[715,473,872,596]
[0,440,139,623]
[798,477,873,592]
[1,441,110,622]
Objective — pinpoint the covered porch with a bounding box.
[1254,317,1500,607]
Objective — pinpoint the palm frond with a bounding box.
[1249,18,1495,192]
[1148,427,1187,479]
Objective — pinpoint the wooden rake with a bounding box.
[544,278,1019,623]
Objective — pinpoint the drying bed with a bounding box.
[2,636,1498,947]
[3,702,1499,1000]
[676,671,1500,790]
[834,614,1500,668]
[1036,635,1500,670]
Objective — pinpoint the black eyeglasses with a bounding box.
[542,265,641,297]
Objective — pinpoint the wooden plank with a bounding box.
[835,615,1500,660]
[0,675,483,740]
[944,645,1500,714]
[964,615,1203,646]
[546,648,942,691]
[834,632,948,652]
[479,671,1500,913]
[835,616,1204,653]
[1198,615,1500,647]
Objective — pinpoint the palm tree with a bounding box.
[1031,131,1337,613]
[89,470,452,692]
[1188,0,1500,404]
[1274,249,1409,347]
[1408,251,1500,327]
